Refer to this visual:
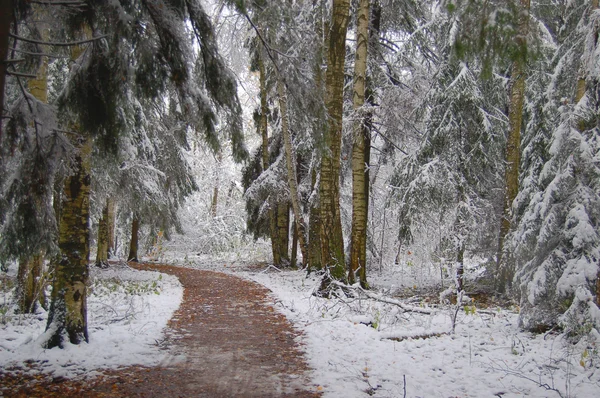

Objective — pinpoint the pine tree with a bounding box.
[510,0,600,335]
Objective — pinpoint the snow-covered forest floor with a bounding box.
[162,248,600,398]
[2,249,600,397]
[0,265,182,379]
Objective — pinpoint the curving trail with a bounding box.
[1,263,319,397]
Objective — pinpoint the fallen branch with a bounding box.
[385,331,447,342]
[332,281,436,314]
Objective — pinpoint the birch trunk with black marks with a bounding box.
[349,0,370,288]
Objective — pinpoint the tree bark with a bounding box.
[257,46,281,266]
[349,0,370,288]
[277,80,309,267]
[579,0,599,306]
[211,150,222,218]
[319,0,351,292]
[0,0,12,142]
[45,136,92,348]
[95,202,109,268]
[308,0,326,273]
[106,198,116,258]
[308,169,322,271]
[291,220,298,268]
[128,216,139,262]
[16,253,43,313]
[276,203,290,265]
[496,0,530,293]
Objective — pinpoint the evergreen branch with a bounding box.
[9,33,107,47]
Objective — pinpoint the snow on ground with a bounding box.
[2,249,600,397]
[242,268,600,398]
[0,263,183,378]
[161,246,600,398]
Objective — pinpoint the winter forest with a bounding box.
[1,0,599,396]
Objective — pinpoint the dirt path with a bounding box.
[1,263,320,397]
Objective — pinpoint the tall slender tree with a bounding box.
[496,0,532,292]
[349,0,370,287]
[319,0,351,291]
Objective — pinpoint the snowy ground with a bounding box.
[0,263,183,378]
[1,252,599,397]
[163,249,600,398]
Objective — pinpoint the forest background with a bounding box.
[0,0,599,396]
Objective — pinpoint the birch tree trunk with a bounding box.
[277,80,309,266]
[308,0,327,272]
[319,0,351,291]
[349,0,370,288]
[496,0,530,293]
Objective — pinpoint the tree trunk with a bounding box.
[45,136,92,348]
[211,150,222,218]
[349,0,370,288]
[308,1,326,273]
[16,253,43,313]
[16,12,50,313]
[319,0,351,292]
[95,202,109,268]
[456,244,465,294]
[106,198,116,258]
[308,169,322,272]
[0,0,12,141]
[277,80,309,267]
[257,46,281,266]
[128,216,139,262]
[496,0,530,293]
[579,0,599,306]
[291,221,298,268]
[276,203,290,265]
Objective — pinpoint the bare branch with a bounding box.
[6,70,38,79]
[9,47,69,58]
[9,32,107,47]
[30,1,87,6]
[2,58,25,64]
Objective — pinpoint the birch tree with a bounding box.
[349,0,370,287]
